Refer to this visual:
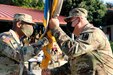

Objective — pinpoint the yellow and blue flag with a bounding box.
[41,0,63,69]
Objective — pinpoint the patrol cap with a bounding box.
[64,8,88,22]
[13,13,35,25]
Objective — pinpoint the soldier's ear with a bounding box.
[16,21,22,28]
[76,16,81,22]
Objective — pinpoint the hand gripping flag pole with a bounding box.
[40,0,63,69]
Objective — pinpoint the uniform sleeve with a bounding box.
[51,26,101,58]
[0,37,49,62]
[50,62,71,75]
[0,39,21,62]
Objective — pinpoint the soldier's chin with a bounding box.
[22,30,33,37]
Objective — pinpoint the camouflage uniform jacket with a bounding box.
[50,24,113,75]
[0,29,48,75]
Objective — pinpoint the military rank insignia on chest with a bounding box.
[81,33,89,41]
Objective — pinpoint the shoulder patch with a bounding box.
[81,33,89,40]
[0,32,12,44]
[3,37,11,44]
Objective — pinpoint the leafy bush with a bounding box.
[110,41,113,51]
[12,0,44,10]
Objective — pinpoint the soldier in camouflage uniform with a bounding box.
[42,8,113,75]
[0,13,49,75]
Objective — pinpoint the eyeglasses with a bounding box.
[21,21,33,26]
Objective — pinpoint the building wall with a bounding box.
[103,25,113,41]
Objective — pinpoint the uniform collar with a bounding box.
[81,24,95,34]
[9,29,21,44]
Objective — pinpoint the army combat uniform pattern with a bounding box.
[0,29,48,75]
[50,24,113,75]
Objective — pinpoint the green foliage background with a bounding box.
[12,0,44,10]
[110,41,113,51]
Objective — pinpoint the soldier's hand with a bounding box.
[31,37,49,48]
[41,69,51,75]
[49,18,59,29]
